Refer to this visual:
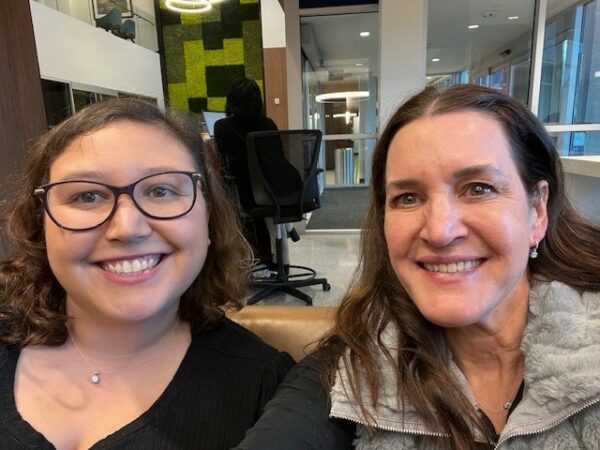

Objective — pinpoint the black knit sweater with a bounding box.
[0,318,294,449]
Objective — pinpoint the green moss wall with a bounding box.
[159,0,263,113]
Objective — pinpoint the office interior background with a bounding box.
[1,0,599,304]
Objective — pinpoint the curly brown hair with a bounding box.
[0,99,251,347]
[319,84,600,448]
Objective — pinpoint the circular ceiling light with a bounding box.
[166,0,212,14]
[315,91,369,103]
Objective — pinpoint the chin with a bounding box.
[419,309,483,329]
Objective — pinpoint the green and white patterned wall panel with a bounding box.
[159,0,263,113]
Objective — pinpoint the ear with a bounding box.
[530,180,549,246]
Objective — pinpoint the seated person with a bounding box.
[214,77,299,268]
[0,98,294,449]
[234,85,600,449]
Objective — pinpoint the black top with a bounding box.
[0,318,294,449]
[214,116,279,207]
[235,356,354,450]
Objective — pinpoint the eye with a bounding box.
[390,193,419,207]
[146,185,180,199]
[466,183,496,197]
[73,191,106,204]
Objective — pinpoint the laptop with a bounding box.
[201,111,226,137]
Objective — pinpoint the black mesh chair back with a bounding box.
[244,129,330,305]
[245,129,322,224]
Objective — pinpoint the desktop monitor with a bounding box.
[201,111,226,137]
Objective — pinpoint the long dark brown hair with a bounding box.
[320,84,600,448]
[0,98,251,347]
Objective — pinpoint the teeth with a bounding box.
[424,259,481,273]
[103,256,160,275]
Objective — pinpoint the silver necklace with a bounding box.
[69,320,179,385]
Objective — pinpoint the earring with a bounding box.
[529,243,539,259]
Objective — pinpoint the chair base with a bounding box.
[248,264,330,305]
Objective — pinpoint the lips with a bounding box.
[422,259,482,273]
[101,255,162,275]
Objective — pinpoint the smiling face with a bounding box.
[44,120,210,327]
[383,110,548,330]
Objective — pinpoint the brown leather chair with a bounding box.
[228,305,336,362]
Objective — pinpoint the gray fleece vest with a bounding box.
[330,281,600,449]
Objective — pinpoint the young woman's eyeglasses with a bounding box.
[34,171,204,231]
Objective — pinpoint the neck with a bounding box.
[67,312,182,361]
[445,282,529,374]
[445,298,528,422]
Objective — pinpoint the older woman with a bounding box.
[235,85,600,449]
[0,99,293,449]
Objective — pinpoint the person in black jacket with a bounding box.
[214,77,298,267]
[0,99,294,449]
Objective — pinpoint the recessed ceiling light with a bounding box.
[426,76,432,80]
[468,24,479,29]
[356,63,363,66]
[508,16,519,20]
[360,31,370,37]
[431,58,440,62]
[595,70,600,78]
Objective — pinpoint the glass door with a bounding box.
[300,10,379,189]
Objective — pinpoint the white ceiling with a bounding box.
[300,0,578,81]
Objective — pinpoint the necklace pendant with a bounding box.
[91,371,101,385]
[503,401,512,410]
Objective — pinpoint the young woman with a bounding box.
[0,99,294,449]
[235,85,600,449]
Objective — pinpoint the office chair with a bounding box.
[244,129,330,305]
[117,19,136,41]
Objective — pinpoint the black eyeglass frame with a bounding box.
[34,171,205,232]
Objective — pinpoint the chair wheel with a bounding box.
[323,283,331,292]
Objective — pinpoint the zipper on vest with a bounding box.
[494,397,600,449]
[330,411,449,438]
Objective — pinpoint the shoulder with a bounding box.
[0,342,8,368]
[213,117,230,133]
[0,341,16,367]
[263,117,278,130]
[526,281,600,340]
[194,317,292,364]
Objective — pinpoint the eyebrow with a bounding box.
[54,167,195,182]
[386,164,509,191]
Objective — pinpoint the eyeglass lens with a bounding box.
[45,172,197,230]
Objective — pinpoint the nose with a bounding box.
[104,195,152,242]
[419,196,468,248]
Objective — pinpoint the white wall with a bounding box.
[261,0,286,48]
[378,0,427,130]
[30,0,164,106]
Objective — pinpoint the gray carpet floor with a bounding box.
[307,187,370,230]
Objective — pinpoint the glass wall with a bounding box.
[300,11,379,188]
[541,0,600,155]
[426,0,536,102]
[426,0,600,156]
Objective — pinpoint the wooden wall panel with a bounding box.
[0,0,47,259]
[263,47,288,129]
